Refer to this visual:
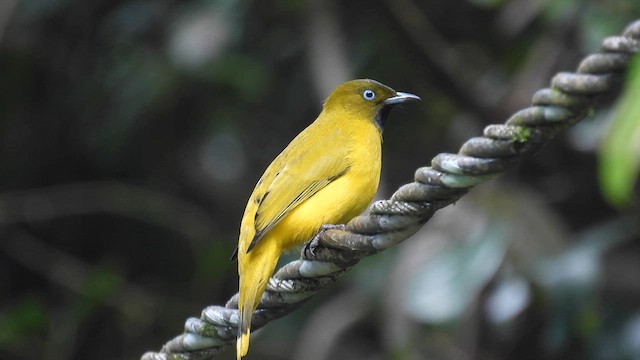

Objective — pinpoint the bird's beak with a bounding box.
[384,92,421,105]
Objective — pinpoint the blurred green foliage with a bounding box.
[599,55,640,207]
[0,298,47,348]
[0,0,639,359]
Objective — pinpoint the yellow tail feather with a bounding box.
[236,330,250,360]
[237,237,280,359]
[237,293,254,360]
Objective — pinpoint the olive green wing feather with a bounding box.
[247,146,351,254]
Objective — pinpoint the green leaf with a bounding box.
[0,298,48,346]
[598,54,640,207]
[74,268,123,318]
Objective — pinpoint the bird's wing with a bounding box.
[247,144,351,253]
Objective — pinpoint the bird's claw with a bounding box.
[303,224,346,258]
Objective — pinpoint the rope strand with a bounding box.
[141,19,640,360]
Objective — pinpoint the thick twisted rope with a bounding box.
[142,20,640,360]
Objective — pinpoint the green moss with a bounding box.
[198,323,221,338]
[512,127,533,143]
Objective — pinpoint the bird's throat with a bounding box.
[375,105,394,130]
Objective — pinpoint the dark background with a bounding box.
[1,0,639,359]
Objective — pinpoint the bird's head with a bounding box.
[323,79,420,130]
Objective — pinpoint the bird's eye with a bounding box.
[362,89,376,101]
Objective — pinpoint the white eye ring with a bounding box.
[362,89,376,101]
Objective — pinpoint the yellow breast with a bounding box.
[267,113,382,250]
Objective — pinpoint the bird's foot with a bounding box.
[303,224,346,258]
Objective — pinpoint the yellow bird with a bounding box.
[234,79,419,359]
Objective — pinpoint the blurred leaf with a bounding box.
[485,274,531,325]
[14,0,73,20]
[580,1,640,51]
[542,0,579,23]
[598,55,640,207]
[198,130,247,183]
[533,218,635,351]
[466,0,506,8]
[211,53,270,101]
[89,49,178,158]
[0,298,48,346]
[168,4,233,69]
[534,218,631,293]
[194,241,235,285]
[620,313,640,357]
[404,224,507,324]
[104,0,166,38]
[74,267,123,318]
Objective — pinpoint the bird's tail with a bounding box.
[236,239,280,359]
[236,329,250,360]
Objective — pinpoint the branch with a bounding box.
[142,19,640,360]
